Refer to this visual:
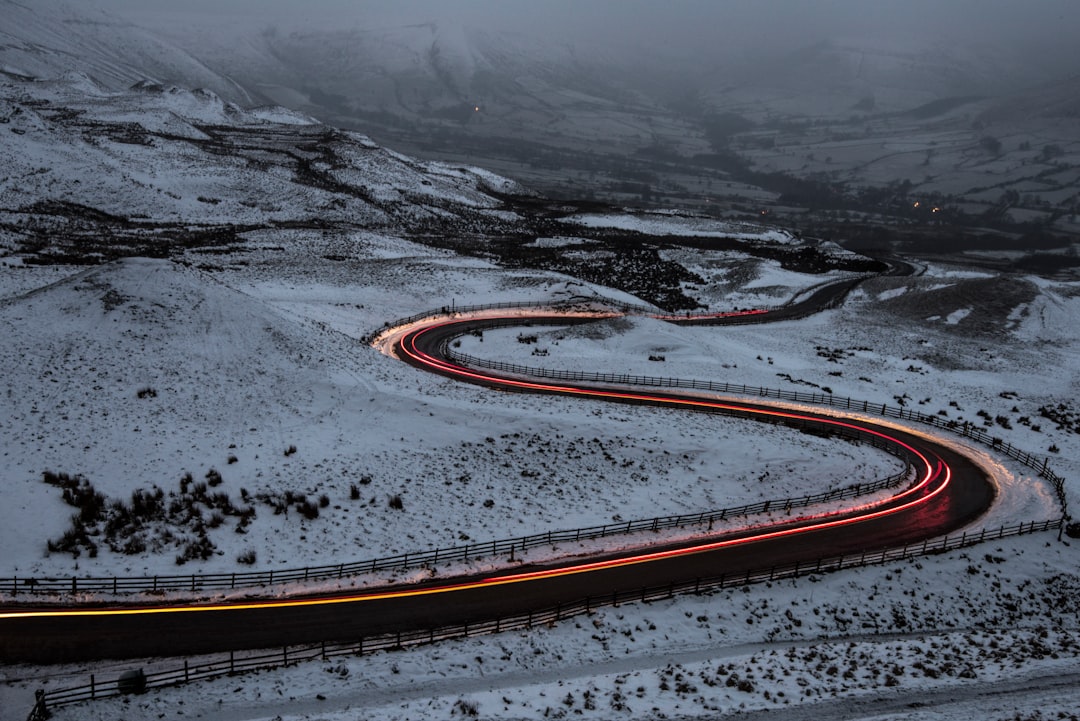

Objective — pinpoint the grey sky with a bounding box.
[90,0,1080,58]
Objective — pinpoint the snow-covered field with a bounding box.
[2,235,1078,720]
[0,251,904,582]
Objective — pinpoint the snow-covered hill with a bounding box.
[0,70,529,263]
[0,0,255,103]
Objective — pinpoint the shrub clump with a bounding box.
[43,470,255,564]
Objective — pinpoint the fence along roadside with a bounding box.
[28,518,1061,717]
[5,433,914,597]
[442,342,1069,519]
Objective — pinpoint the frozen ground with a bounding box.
[2,237,1078,720]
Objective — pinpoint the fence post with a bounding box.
[90,674,95,699]
[184,661,189,683]
[230,651,235,675]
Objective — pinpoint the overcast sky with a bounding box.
[90,0,1080,60]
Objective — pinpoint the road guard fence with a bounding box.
[3,430,912,597]
[443,344,1069,520]
[365,295,782,344]
[27,518,1062,718]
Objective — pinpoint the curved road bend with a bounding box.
[0,281,996,664]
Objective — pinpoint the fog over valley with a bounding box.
[11,0,1069,250]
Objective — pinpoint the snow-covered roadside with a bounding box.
[7,532,1076,721]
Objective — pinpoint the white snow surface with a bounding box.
[0,73,527,229]
[3,243,1078,720]
[560,212,798,244]
[2,64,1079,721]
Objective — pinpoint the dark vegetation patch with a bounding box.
[1038,403,1080,434]
[43,470,254,564]
[5,201,257,265]
[43,468,341,564]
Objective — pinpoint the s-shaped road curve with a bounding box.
[0,281,996,664]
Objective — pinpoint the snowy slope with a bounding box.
[0,71,528,257]
[0,254,907,581]
[0,0,255,103]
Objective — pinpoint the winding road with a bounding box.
[0,274,997,664]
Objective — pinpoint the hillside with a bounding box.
[0,70,530,264]
[0,0,252,102]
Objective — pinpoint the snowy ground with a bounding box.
[0,251,905,585]
[2,234,1078,720]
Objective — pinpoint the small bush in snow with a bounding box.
[452,698,478,716]
[297,500,319,520]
